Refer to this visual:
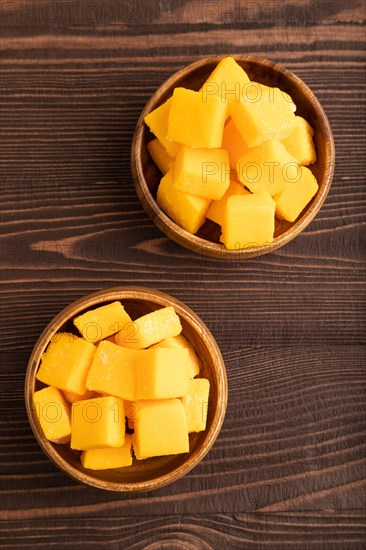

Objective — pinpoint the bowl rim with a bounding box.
[131,53,335,260]
[25,285,228,492]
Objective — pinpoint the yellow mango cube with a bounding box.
[174,146,230,200]
[115,306,182,350]
[86,340,137,401]
[206,180,249,227]
[200,56,251,106]
[274,166,319,222]
[157,170,210,234]
[73,301,132,343]
[230,85,296,148]
[222,117,252,168]
[144,98,180,157]
[147,138,174,174]
[281,116,317,166]
[63,388,97,403]
[150,334,201,378]
[136,348,189,399]
[237,140,298,196]
[167,87,227,148]
[36,333,96,395]
[220,192,276,250]
[33,386,71,443]
[181,378,210,433]
[81,434,133,470]
[132,399,189,459]
[71,396,125,450]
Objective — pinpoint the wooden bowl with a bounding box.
[131,55,335,259]
[25,286,227,492]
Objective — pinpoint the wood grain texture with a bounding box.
[1,0,365,547]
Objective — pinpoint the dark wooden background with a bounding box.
[1,0,366,547]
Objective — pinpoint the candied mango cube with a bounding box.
[200,56,251,106]
[181,378,210,433]
[136,348,189,399]
[237,140,298,196]
[174,145,230,200]
[147,138,174,174]
[33,386,71,443]
[150,334,201,378]
[81,434,133,470]
[114,306,182,350]
[220,192,276,250]
[86,340,137,401]
[132,399,189,459]
[36,333,96,395]
[63,388,97,403]
[71,396,125,450]
[206,180,249,227]
[157,170,210,234]
[274,166,319,222]
[222,117,252,167]
[144,98,180,157]
[73,301,132,343]
[281,116,317,166]
[230,85,296,148]
[167,87,227,148]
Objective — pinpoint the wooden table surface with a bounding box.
[1,0,365,547]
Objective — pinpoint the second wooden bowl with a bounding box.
[25,286,227,492]
[131,54,335,259]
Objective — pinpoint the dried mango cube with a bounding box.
[220,192,276,250]
[181,378,210,433]
[81,434,133,470]
[230,85,296,148]
[150,334,201,378]
[63,388,97,403]
[167,87,227,148]
[174,145,230,200]
[86,340,137,401]
[200,56,251,106]
[114,306,182,350]
[132,399,189,459]
[33,386,71,443]
[147,138,174,174]
[144,98,180,157]
[71,396,125,450]
[274,166,319,222]
[236,139,298,196]
[136,348,189,400]
[222,117,252,168]
[281,116,317,166]
[36,333,96,395]
[206,180,249,227]
[157,170,210,234]
[73,301,132,343]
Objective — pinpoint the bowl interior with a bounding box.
[134,55,334,258]
[26,288,227,491]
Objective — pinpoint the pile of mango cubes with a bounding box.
[33,301,209,470]
[145,56,318,249]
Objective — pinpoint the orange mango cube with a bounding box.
[200,56,251,106]
[114,306,182,350]
[206,180,249,227]
[71,396,125,451]
[174,145,230,200]
[222,117,252,168]
[136,348,189,400]
[181,378,210,433]
[33,386,71,443]
[147,138,174,174]
[150,334,201,378]
[73,301,132,343]
[281,116,317,166]
[167,87,227,148]
[132,399,189,459]
[220,192,276,250]
[157,170,210,234]
[81,435,133,470]
[86,340,137,401]
[144,98,180,157]
[274,166,319,222]
[36,333,96,395]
